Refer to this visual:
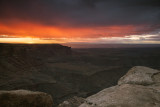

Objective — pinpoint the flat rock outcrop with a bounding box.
[80,66,160,107]
[0,90,53,107]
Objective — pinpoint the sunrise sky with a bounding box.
[0,0,160,44]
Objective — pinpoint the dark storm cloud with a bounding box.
[0,0,160,29]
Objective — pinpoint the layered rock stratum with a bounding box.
[0,90,53,107]
[80,66,160,107]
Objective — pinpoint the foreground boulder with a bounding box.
[80,66,160,107]
[0,90,53,107]
[118,66,160,85]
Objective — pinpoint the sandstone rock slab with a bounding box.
[0,90,53,107]
[80,84,160,107]
[80,66,160,107]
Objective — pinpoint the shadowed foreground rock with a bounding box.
[80,66,160,107]
[58,96,85,107]
[0,90,53,107]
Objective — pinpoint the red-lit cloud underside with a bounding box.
[0,21,152,39]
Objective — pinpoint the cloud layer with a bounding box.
[0,0,160,43]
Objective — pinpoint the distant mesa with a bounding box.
[0,43,72,57]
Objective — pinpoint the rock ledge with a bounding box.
[80,66,160,107]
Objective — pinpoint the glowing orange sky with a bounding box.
[0,20,158,44]
[0,0,159,44]
[0,21,143,38]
